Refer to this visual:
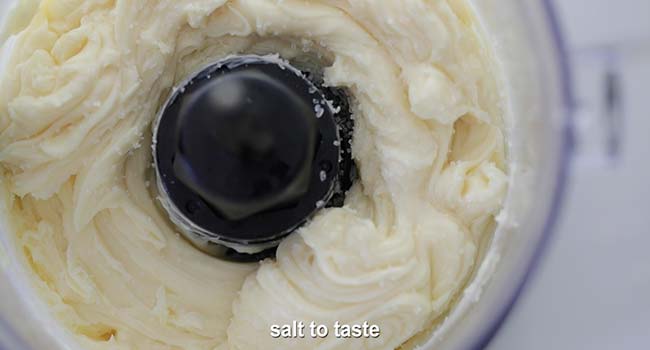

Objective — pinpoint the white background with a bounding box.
[489,0,650,349]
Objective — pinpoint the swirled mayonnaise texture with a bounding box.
[0,0,508,349]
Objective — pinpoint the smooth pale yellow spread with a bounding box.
[0,0,508,349]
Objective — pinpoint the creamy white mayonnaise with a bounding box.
[0,0,508,349]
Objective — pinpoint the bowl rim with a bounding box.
[464,0,576,348]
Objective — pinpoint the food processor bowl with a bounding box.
[408,0,574,348]
[0,0,573,349]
